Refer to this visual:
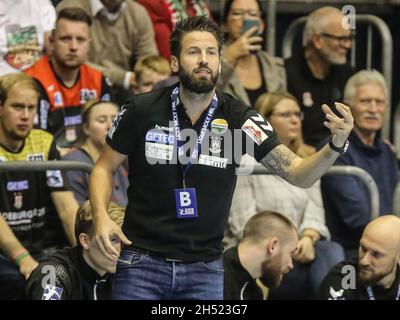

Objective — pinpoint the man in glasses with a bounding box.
[321,70,399,259]
[285,6,355,148]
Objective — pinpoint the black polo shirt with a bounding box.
[320,260,400,300]
[106,84,280,262]
[285,50,354,147]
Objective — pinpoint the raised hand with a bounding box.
[322,102,354,148]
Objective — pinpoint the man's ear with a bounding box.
[266,237,280,257]
[79,233,90,250]
[312,34,323,49]
[171,56,179,73]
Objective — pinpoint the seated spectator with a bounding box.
[25,8,111,150]
[226,92,345,299]
[320,215,400,300]
[63,100,128,206]
[0,73,78,300]
[137,0,212,60]
[217,0,286,107]
[0,0,56,76]
[285,6,354,147]
[56,0,158,100]
[133,55,172,94]
[224,211,298,300]
[25,200,124,300]
[321,70,399,259]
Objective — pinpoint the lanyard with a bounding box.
[170,86,218,187]
[366,282,400,300]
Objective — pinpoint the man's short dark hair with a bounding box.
[56,7,92,27]
[243,211,297,244]
[170,15,224,58]
[222,0,263,23]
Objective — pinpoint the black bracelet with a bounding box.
[329,136,349,154]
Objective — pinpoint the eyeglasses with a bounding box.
[270,111,304,120]
[320,33,355,44]
[230,9,260,19]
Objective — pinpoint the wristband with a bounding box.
[14,251,30,266]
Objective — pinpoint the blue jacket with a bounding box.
[321,131,399,249]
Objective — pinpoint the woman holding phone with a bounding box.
[217,0,286,107]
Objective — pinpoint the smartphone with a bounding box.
[241,19,260,36]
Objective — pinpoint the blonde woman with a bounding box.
[226,92,344,299]
[63,100,128,206]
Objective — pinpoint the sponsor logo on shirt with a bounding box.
[41,285,63,300]
[199,154,228,169]
[145,129,175,145]
[46,170,64,188]
[7,180,29,191]
[145,142,174,161]
[242,119,268,145]
[27,153,45,161]
[54,92,63,107]
[211,118,228,135]
[209,136,222,154]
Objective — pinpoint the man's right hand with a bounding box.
[95,215,132,263]
[223,26,263,65]
[19,256,39,280]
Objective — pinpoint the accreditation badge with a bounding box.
[174,188,198,219]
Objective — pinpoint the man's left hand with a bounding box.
[322,102,354,148]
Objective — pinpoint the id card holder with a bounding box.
[174,188,198,219]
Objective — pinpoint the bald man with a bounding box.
[285,6,355,147]
[223,211,298,300]
[320,215,400,300]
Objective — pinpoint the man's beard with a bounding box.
[259,257,285,289]
[319,48,347,65]
[358,260,398,287]
[179,64,218,94]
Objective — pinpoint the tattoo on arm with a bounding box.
[261,145,297,181]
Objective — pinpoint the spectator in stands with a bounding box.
[285,6,354,147]
[217,0,286,107]
[26,200,124,300]
[133,55,172,94]
[137,0,212,61]
[0,73,78,300]
[0,0,56,76]
[226,92,345,299]
[224,211,298,300]
[320,215,400,300]
[63,100,128,206]
[25,8,111,150]
[56,0,158,101]
[321,70,399,259]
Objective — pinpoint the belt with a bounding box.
[124,245,184,263]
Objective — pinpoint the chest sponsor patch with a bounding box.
[211,118,228,135]
[199,154,228,169]
[7,180,29,191]
[145,142,174,160]
[145,129,175,145]
[41,285,63,300]
[242,119,269,145]
[27,153,45,161]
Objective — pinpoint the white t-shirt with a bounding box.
[0,0,55,76]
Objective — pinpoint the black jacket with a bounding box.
[25,246,112,300]
[223,246,263,300]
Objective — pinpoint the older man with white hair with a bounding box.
[321,69,399,259]
[285,6,355,147]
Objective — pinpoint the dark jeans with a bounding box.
[112,249,224,300]
[0,254,25,300]
[269,240,345,300]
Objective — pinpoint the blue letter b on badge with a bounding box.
[175,188,198,218]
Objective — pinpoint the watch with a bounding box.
[329,136,349,155]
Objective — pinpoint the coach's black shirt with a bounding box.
[106,84,280,262]
[285,50,354,147]
[320,260,400,300]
